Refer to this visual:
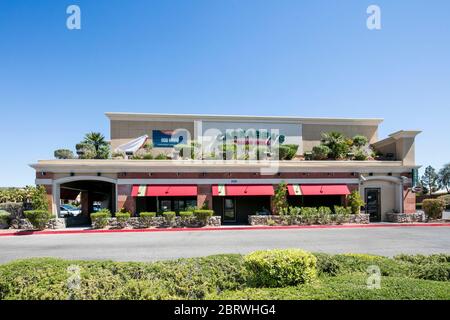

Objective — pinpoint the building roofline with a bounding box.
[105,112,384,126]
[30,159,419,174]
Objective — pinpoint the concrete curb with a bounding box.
[1,223,449,237]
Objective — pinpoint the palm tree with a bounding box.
[320,132,349,159]
[83,132,109,159]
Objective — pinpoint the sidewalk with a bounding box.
[1,222,449,237]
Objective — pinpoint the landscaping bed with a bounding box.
[0,251,448,300]
[249,214,369,226]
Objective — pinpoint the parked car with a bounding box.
[60,205,82,217]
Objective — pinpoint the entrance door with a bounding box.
[365,188,381,222]
[223,198,236,223]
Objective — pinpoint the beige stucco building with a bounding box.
[31,112,421,224]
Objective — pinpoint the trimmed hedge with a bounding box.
[115,212,131,228]
[90,210,111,229]
[244,249,317,287]
[23,210,52,230]
[193,210,214,225]
[139,212,156,218]
[0,254,246,300]
[179,211,193,219]
[0,252,449,300]
[161,211,176,224]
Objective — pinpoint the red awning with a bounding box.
[300,185,351,196]
[212,185,274,196]
[146,185,197,197]
[132,185,197,197]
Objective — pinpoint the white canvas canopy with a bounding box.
[115,135,148,154]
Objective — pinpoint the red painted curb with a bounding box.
[0,223,449,237]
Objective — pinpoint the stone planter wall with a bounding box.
[248,214,370,226]
[92,216,221,229]
[9,218,66,230]
[385,212,424,223]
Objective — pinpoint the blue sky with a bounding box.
[0,0,449,187]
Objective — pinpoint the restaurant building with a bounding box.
[31,112,421,224]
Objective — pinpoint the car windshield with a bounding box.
[63,205,78,210]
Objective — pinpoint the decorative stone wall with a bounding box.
[385,212,424,223]
[9,218,66,230]
[92,216,221,229]
[248,214,370,226]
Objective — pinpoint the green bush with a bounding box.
[422,199,445,220]
[193,210,214,225]
[347,191,364,215]
[0,210,11,226]
[317,206,332,224]
[139,212,156,228]
[353,149,368,161]
[162,211,176,225]
[115,212,130,228]
[179,211,193,220]
[333,206,351,224]
[437,194,450,209]
[244,249,317,287]
[90,210,111,229]
[409,263,450,281]
[313,253,341,276]
[394,253,450,264]
[278,145,298,160]
[139,212,156,218]
[23,210,52,230]
[32,185,49,211]
[75,143,96,159]
[300,207,318,224]
[0,254,247,300]
[54,149,74,159]
[352,135,368,148]
[311,145,331,160]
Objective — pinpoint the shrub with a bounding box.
[288,206,301,216]
[300,207,318,224]
[193,210,214,225]
[317,206,332,224]
[0,210,11,226]
[179,211,193,219]
[75,143,96,159]
[422,199,446,220]
[437,194,450,209]
[90,210,111,229]
[272,182,288,215]
[311,145,330,160]
[321,132,350,160]
[244,249,317,287]
[394,253,450,264]
[162,211,176,225]
[116,212,130,228]
[54,149,74,159]
[278,144,298,160]
[32,185,49,211]
[352,135,369,148]
[142,153,153,160]
[409,263,450,281]
[313,253,341,276]
[353,149,368,161]
[333,206,351,224]
[347,191,364,215]
[23,210,52,230]
[139,212,156,228]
